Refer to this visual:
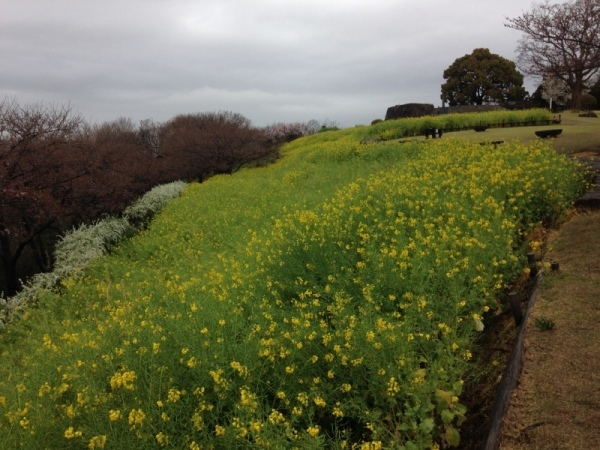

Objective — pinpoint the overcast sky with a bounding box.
[1,0,537,127]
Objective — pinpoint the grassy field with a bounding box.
[399,110,600,155]
[0,110,593,450]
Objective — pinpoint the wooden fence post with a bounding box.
[508,291,523,326]
[527,252,538,278]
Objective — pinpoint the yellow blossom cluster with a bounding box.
[109,368,136,390]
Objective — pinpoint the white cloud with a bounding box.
[1,0,535,127]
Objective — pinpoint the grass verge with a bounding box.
[499,210,600,449]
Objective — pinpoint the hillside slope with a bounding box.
[0,110,591,450]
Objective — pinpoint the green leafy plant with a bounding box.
[0,128,585,449]
[535,317,556,331]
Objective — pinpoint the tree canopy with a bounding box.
[506,0,600,110]
[589,76,600,102]
[441,48,528,106]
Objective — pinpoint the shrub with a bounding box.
[534,317,556,331]
[0,181,187,327]
[123,180,187,226]
[581,93,598,110]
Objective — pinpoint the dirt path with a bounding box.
[499,209,600,449]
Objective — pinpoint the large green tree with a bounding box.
[506,0,600,110]
[441,48,528,106]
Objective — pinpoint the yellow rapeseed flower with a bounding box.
[38,382,51,398]
[313,396,326,407]
[361,441,383,450]
[268,410,286,425]
[307,425,320,437]
[109,369,136,390]
[88,435,107,449]
[386,377,401,396]
[128,408,146,429]
[155,432,169,446]
[64,426,82,439]
[65,404,77,419]
[167,388,185,403]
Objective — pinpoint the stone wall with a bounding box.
[385,103,435,120]
[385,103,512,120]
[434,104,504,115]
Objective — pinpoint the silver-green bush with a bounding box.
[0,180,187,327]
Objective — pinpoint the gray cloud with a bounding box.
[1,0,533,126]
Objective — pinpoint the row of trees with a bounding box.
[441,0,600,110]
[0,99,320,297]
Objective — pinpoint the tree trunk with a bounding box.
[0,235,20,297]
[30,234,54,272]
[569,73,585,110]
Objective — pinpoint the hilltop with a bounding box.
[0,109,596,450]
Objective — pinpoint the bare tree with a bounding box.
[302,119,321,135]
[0,102,163,296]
[262,122,304,145]
[506,0,600,109]
[138,119,164,159]
[0,99,85,295]
[79,118,165,216]
[0,101,280,296]
[162,111,277,181]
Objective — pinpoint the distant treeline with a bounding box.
[0,99,319,297]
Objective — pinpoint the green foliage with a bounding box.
[589,78,600,107]
[318,126,341,133]
[355,109,552,141]
[580,93,598,110]
[441,48,527,106]
[534,317,556,331]
[0,125,586,449]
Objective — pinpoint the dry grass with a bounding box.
[499,210,600,449]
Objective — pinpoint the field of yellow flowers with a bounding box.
[0,111,587,449]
